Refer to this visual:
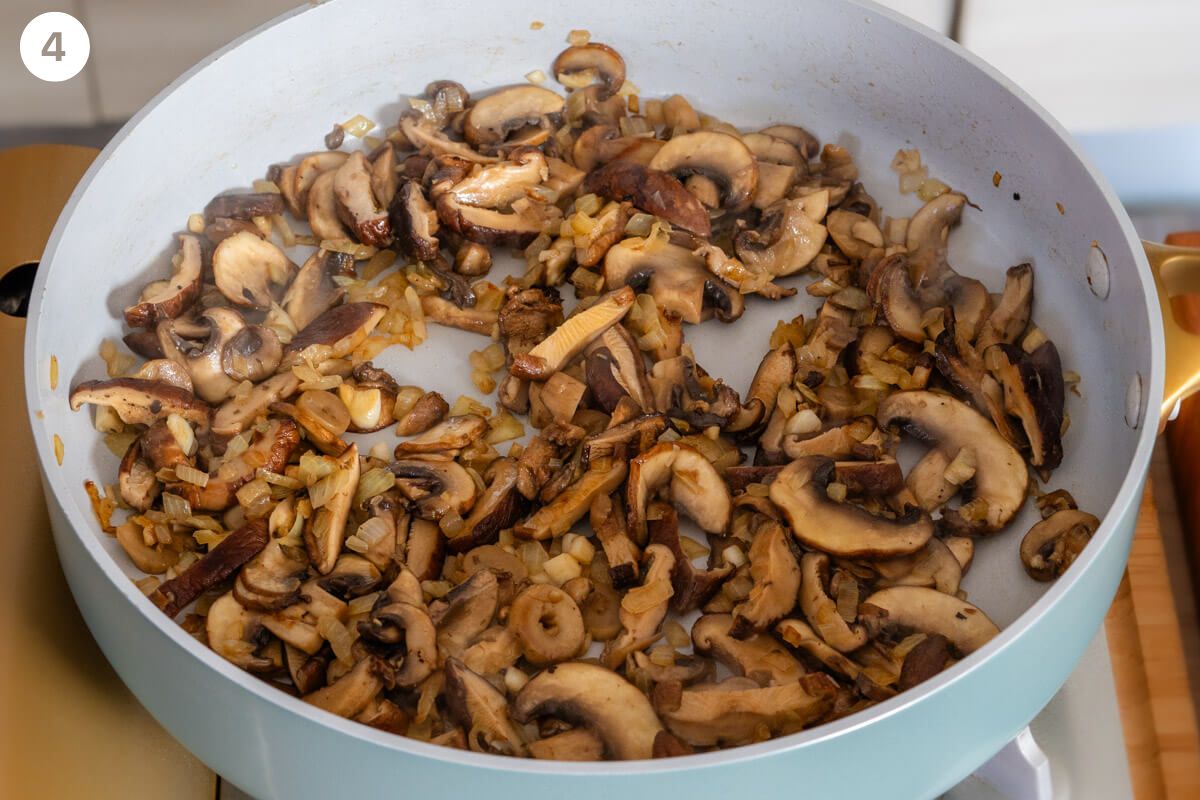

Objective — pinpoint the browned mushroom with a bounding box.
[509,287,635,380]
[70,377,211,431]
[627,442,732,543]
[553,43,626,94]
[212,231,294,309]
[693,614,805,685]
[151,519,270,618]
[390,180,441,262]
[464,86,565,151]
[582,161,711,237]
[649,131,759,214]
[601,543,675,668]
[444,658,527,755]
[659,674,837,747]
[603,241,743,325]
[333,151,392,246]
[510,583,586,665]
[124,235,203,327]
[731,515,800,636]
[284,302,387,365]
[1020,508,1099,581]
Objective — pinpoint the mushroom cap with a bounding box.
[660,675,837,747]
[552,43,626,93]
[582,161,711,237]
[212,230,294,309]
[464,85,565,149]
[124,235,203,328]
[303,656,384,719]
[282,250,352,332]
[284,302,387,363]
[649,131,759,214]
[987,341,1065,470]
[333,151,392,247]
[798,552,869,652]
[433,568,501,660]
[390,456,479,521]
[446,458,525,552]
[444,658,527,755]
[603,241,742,325]
[512,662,665,760]
[734,193,828,278]
[769,456,933,559]
[221,325,283,383]
[861,585,999,655]
[905,191,966,286]
[1020,508,1098,581]
[394,414,487,455]
[693,614,805,685]
[627,442,732,542]
[69,377,211,432]
[876,390,1029,533]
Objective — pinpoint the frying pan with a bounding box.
[16,0,1200,797]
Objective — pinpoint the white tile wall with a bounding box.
[959,0,1200,132]
[0,0,97,126]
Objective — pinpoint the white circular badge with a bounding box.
[20,12,90,82]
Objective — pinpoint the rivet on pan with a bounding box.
[1125,373,1143,429]
[1086,242,1110,299]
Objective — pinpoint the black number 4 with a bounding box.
[42,31,64,61]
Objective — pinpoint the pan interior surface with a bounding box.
[26,0,1157,775]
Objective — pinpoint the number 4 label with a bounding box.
[20,12,89,82]
[42,31,65,62]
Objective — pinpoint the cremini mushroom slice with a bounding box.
[944,275,993,344]
[512,662,665,760]
[156,307,247,403]
[420,295,500,336]
[445,457,524,552]
[553,43,626,94]
[876,390,1029,533]
[769,457,933,559]
[359,601,439,687]
[212,372,300,437]
[206,592,275,671]
[444,658,527,755]
[391,457,479,521]
[976,263,1034,351]
[604,241,743,324]
[307,169,349,240]
[212,230,294,310]
[731,515,801,636]
[693,614,805,686]
[799,552,869,652]
[826,209,885,261]
[432,568,500,660]
[234,539,308,611]
[509,286,635,380]
[760,124,820,158]
[319,553,383,598]
[781,417,876,461]
[516,462,627,541]
[460,626,523,675]
[117,441,160,512]
[125,235,203,328]
[221,325,282,383]
[283,302,387,365]
[777,618,864,680]
[1020,508,1099,581]
[394,414,487,456]
[649,131,759,214]
[131,357,194,391]
[647,504,733,612]
[395,391,449,436]
[333,151,392,246]
[369,144,399,209]
[399,111,497,165]
[986,341,1065,470]
[589,492,642,588]
[660,674,838,747]
[905,191,966,286]
[390,180,442,262]
[204,191,284,222]
[872,253,924,342]
[70,377,211,432]
[303,656,384,719]
[585,324,654,413]
[115,518,179,573]
[861,586,999,655]
[528,728,605,761]
[601,543,675,668]
[170,418,300,510]
[280,250,352,332]
[293,151,350,209]
[582,161,711,237]
[627,442,732,542]
[304,443,360,574]
[151,520,270,618]
[581,413,667,468]
[510,583,586,665]
[875,537,964,595]
[262,578,348,654]
[446,148,548,208]
[464,85,565,150]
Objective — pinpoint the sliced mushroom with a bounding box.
[627,442,732,542]
[170,418,300,510]
[307,169,349,241]
[649,131,759,214]
[1020,509,1098,581]
[117,441,160,512]
[585,324,653,413]
[944,275,992,344]
[391,457,479,521]
[332,151,392,246]
[70,377,211,431]
[114,518,179,573]
[769,457,933,558]
[515,463,627,541]
[206,592,275,671]
[510,583,586,665]
[826,209,884,261]
[976,263,1034,352]
[872,253,924,343]
[281,250,353,332]
[464,86,565,150]
[234,539,308,611]
[799,552,869,652]
[359,600,439,687]
[693,614,805,685]
[660,674,837,747]
[582,161,711,237]
[212,372,300,437]
[731,516,801,636]
[589,492,642,588]
[646,503,734,612]
[874,537,964,595]
[512,662,664,760]
[876,391,1029,533]
[394,414,487,456]
[986,341,1065,470]
[303,656,384,719]
[776,618,864,680]
[318,554,383,599]
[389,180,441,262]
[760,124,820,159]
[204,192,284,222]
[293,151,350,209]
[444,658,527,755]
[528,728,605,761]
[446,458,525,552]
[432,568,501,660]
[304,443,360,574]
[553,43,626,93]
[404,519,446,581]
[461,626,523,675]
[212,231,294,310]
[446,148,548,208]
[905,191,966,287]
[262,578,348,654]
[220,325,282,384]
[601,543,675,668]
[861,586,999,655]
[510,287,635,380]
[395,391,449,436]
[400,112,499,164]
[125,235,203,327]
[603,241,743,325]
[283,302,387,364]
[151,520,270,618]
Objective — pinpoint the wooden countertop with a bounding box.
[1106,478,1200,799]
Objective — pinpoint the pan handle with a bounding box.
[0,145,99,316]
[1144,233,1200,429]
